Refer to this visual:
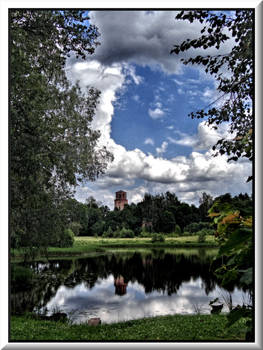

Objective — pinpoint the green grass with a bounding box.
[10,314,247,341]
[11,235,218,261]
[75,235,217,247]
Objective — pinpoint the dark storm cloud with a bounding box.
[89,11,204,73]
[89,10,233,74]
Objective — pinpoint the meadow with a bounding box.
[11,235,218,261]
[11,313,247,341]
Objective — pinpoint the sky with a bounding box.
[65,10,252,209]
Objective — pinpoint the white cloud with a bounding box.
[128,186,148,204]
[168,121,233,151]
[144,138,154,146]
[202,87,214,99]
[67,59,125,146]
[66,42,251,210]
[173,78,184,86]
[123,64,143,85]
[156,141,168,155]
[148,102,165,119]
[148,107,165,119]
[132,95,140,102]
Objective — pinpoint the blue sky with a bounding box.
[66,10,252,209]
[111,65,211,158]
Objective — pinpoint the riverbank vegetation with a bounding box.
[10,313,248,341]
[10,191,252,262]
[11,235,219,261]
[11,190,252,252]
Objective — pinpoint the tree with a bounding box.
[10,10,113,250]
[171,10,253,180]
[199,192,214,222]
[171,10,254,339]
[208,197,253,339]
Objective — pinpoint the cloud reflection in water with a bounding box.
[44,275,246,324]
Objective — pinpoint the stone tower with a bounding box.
[114,275,128,296]
[114,190,128,210]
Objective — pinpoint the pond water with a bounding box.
[11,248,249,324]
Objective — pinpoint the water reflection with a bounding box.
[11,248,249,324]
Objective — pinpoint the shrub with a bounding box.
[102,227,114,238]
[203,228,215,236]
[11,265,35,291]
[107,227,114,237]
[182,231,190,236]
[185,222,200,233]
[119,227,134,238]
[185,222,212,234]
[113,228,121,238]
[59,228,74,247]
[69,222,82,236]
[175,224,182,235]
[151,233,165,243]
[197,229,207,243]
[139,231,151,238]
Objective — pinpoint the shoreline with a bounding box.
[11,235,219,261]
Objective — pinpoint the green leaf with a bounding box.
[239,267,253,286]
[227,305,252,327]
[218,227,252,256]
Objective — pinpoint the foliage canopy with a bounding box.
[10,10,113,250]
[171,10,253,179]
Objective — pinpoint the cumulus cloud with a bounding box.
[148,102,165,119]
[148,107,165,119]
[144,138,154,146]
[67,58,251,209]
[168,121,233,151]
[65,14,251,209]
[156,141,168,155]
[67,59,125,146]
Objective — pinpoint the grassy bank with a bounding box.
[11,235,218,261]
[10,313,247,341]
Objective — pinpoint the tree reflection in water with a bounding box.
[11,248,247,319]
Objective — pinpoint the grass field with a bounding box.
[11,235,218,261]
[10,313,247,341]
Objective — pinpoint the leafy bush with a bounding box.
[139,231,151,238]
[185,222,212,234]
[69,222,82,236]
[113,228,121,238]
[182,231,190,236]
[107,227,114,237]
[102,227,114,238]
[59,228,74,247]
[11,265,35,291]
[197,229,207,243]
[119,227,134,238]
[203,228,215,236]
[175,224,182,235]
[151,233,165,243]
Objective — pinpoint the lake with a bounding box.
[11,248,250,324]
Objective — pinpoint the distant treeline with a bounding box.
[63,192,252,238]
